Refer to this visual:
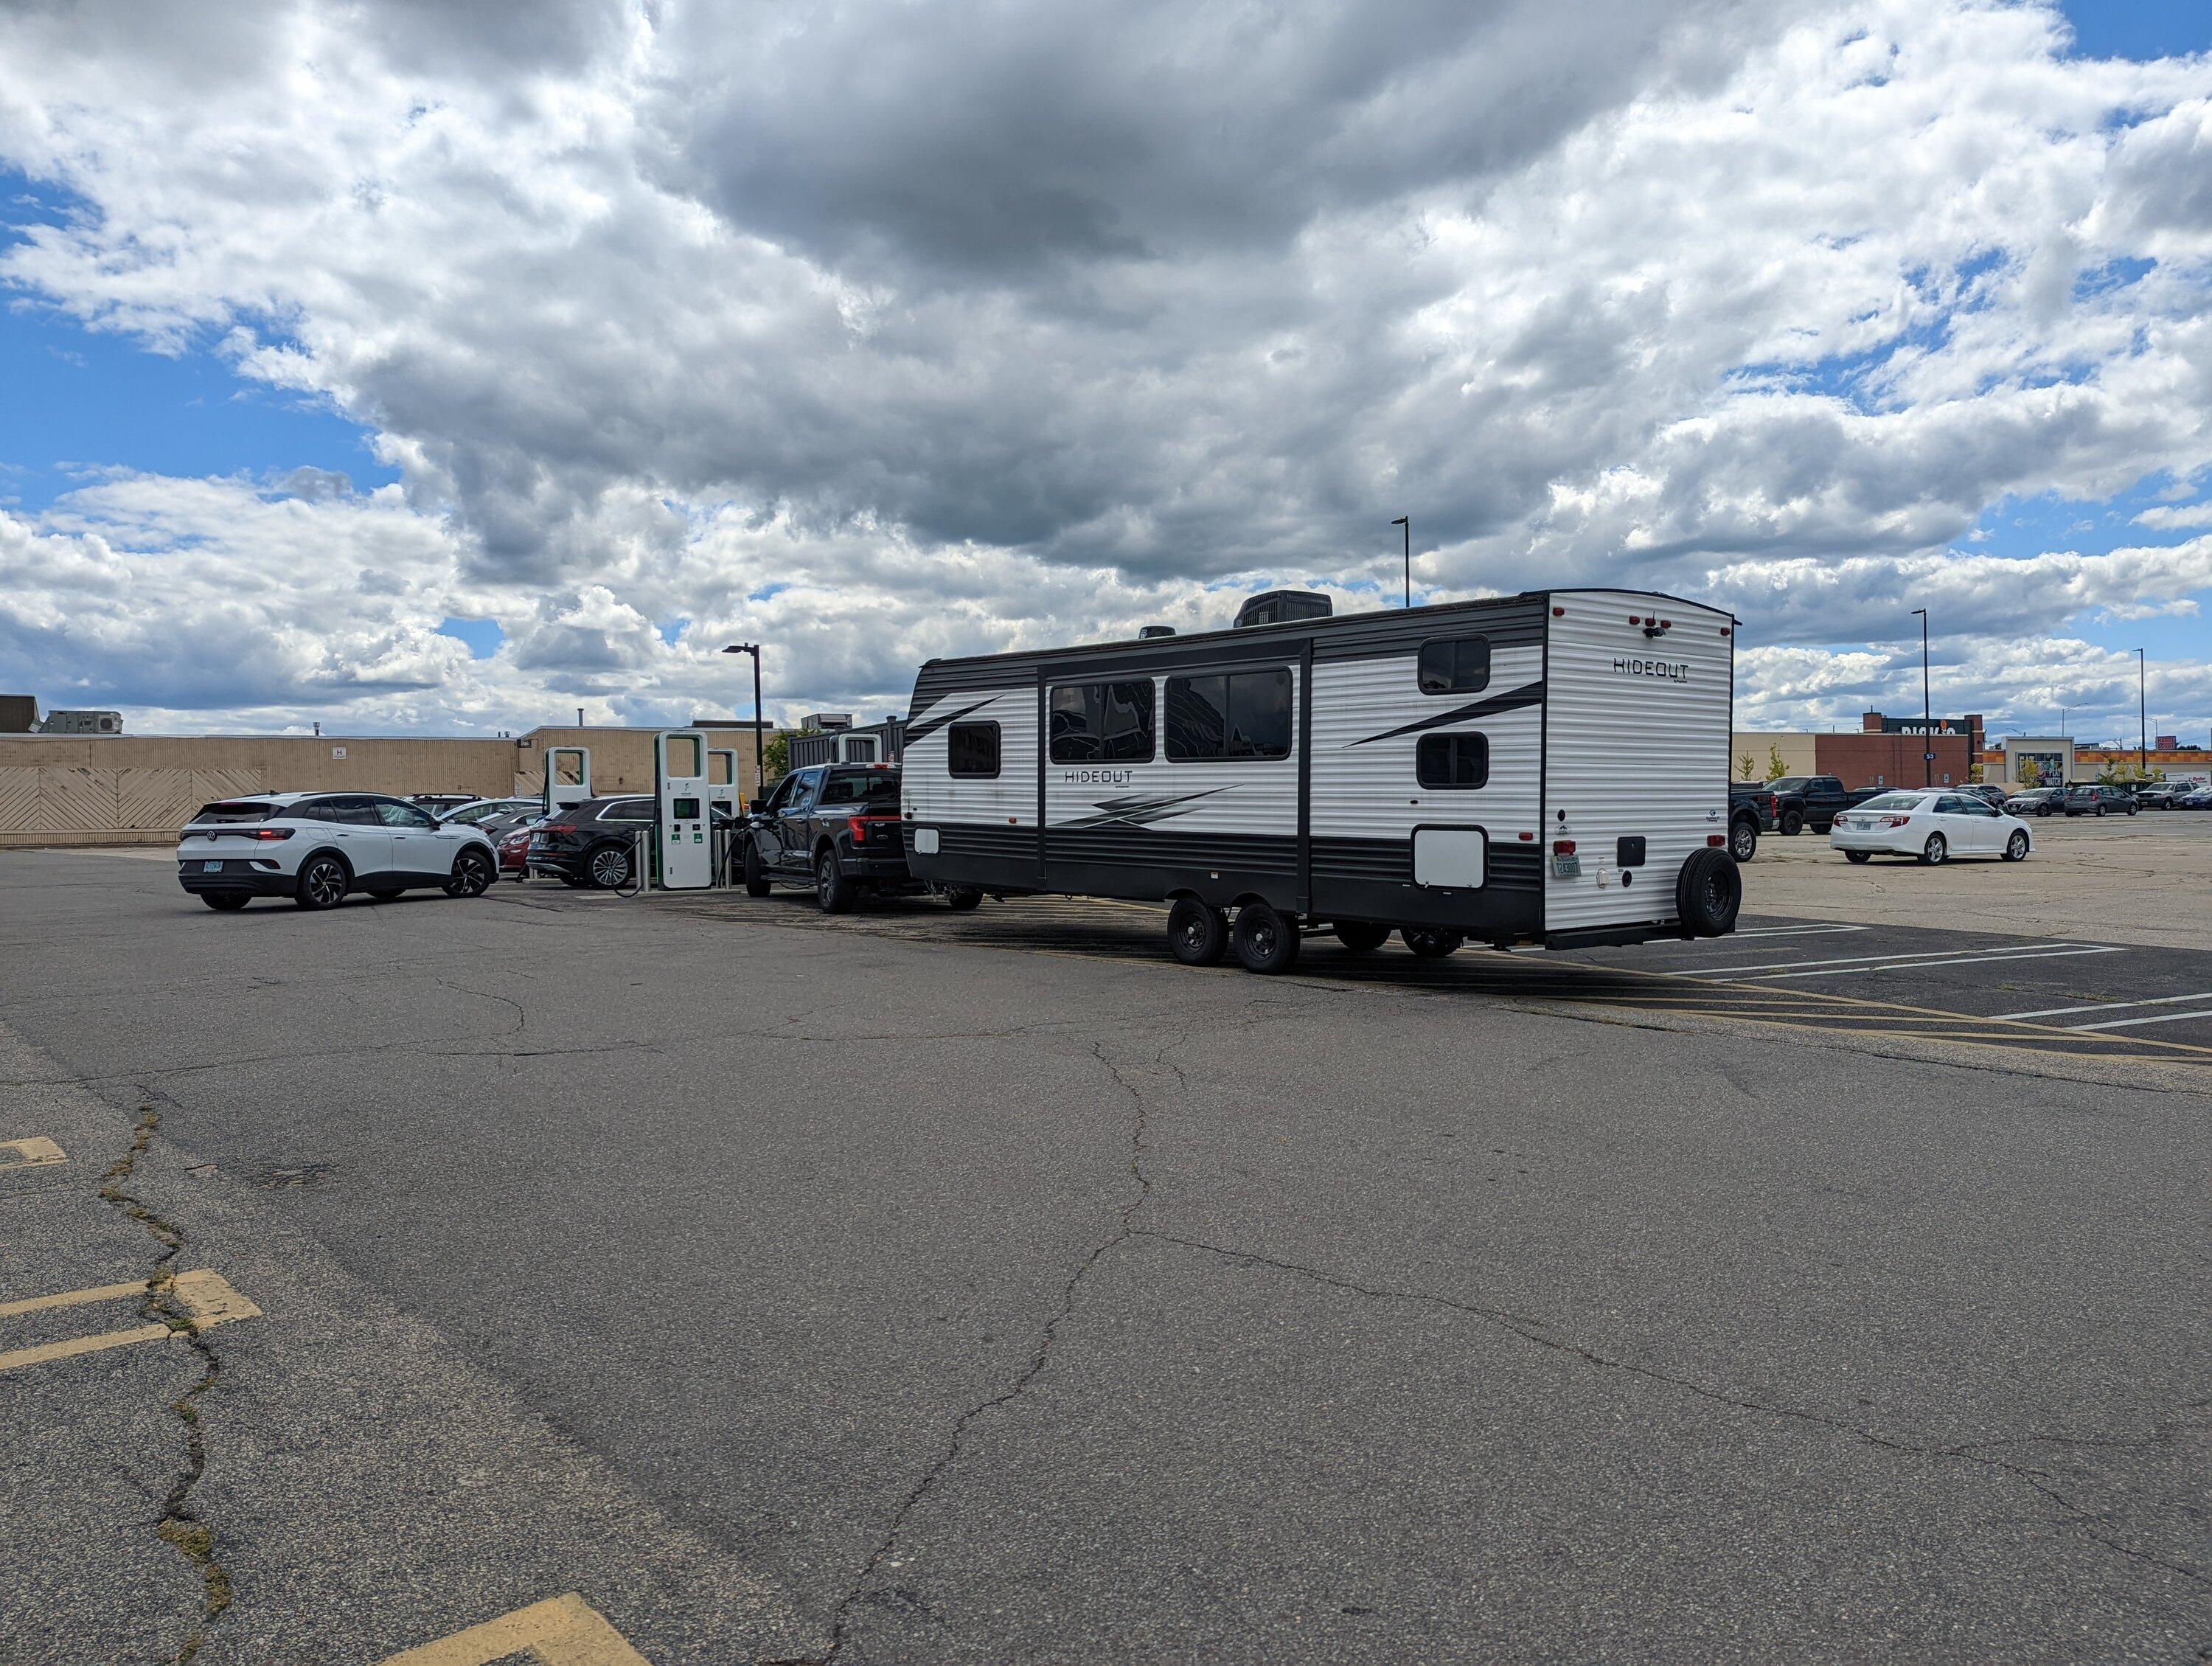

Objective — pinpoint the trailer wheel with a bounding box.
[944,886,984,911]
[1674,847,1742,937]
[1231,903,1300,974]
[1334,920,1391,954]
[1400,928,1463,959]
[1167,898,1228,966]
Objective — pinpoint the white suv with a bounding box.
[175,793,500,912]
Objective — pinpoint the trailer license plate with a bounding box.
[1552,854,1581,878]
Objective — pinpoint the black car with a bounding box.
[740,763,959,912]
[2004,786,2065,816]
[528,795,741,887]
[2063,784,2139,817]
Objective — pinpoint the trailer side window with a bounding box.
[1049,681,1155,763]
[1165,669,1293,761]
[948,721,1001,778]
[1416,733,1489,788]
[1417,636,1490,695]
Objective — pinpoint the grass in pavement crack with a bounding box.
[100,1103,233,1665]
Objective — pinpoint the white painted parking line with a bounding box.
[1994,990,2212,1021]
[1737,947,2125,982]
[1681,942,2110,977]
[2062,1007,2212,1032]
[1728,924,1871,939]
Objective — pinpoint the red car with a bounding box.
[495,817,543,880]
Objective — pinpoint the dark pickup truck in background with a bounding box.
[1736,775,1887,837]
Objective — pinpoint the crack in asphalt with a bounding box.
[97,1096,234,1665]
[769,1032,1178,1666]
[1137,1226,2208,1589]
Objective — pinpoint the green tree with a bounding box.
[2017,757,2041,788]
[1736,749,1757,781]
[761,727,814,779]
[1764,743,1789,782]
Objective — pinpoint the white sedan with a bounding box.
[1829,790,2033,866]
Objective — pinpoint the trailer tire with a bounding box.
[944,886,984,911]
[1400,927,1463,959]
[1674,847,1742,937]
[1334,920,1391,954]
[1168,898,1228,965]
[742,841,771,897]
[1231,903,1300,973]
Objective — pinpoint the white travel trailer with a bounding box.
[900,589,1742,973]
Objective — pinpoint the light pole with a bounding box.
[723,643,765,802]
[1391,516,1410,608]
[2136,648,2147,776]
[1910,608,1931,786]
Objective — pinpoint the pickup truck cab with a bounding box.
[1764,775,1883,834]
[741,763,931,912]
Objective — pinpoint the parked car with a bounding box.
[2063,784,2139,817]
[2004,786,2065,817]
[1829,790,2033,866]
[2178,786,2212,810]
[2135,782,2185,810]
[526,796,658,888]
[495,814,549,880]
[1725,783,1767,861]
[175,793,498,909]
[738,763,946,912]
[439,796,541,830]
[1763,775,1885,834]
[1960,784,2011,809]
[408,794,483,816]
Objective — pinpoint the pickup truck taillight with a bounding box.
[849,815,900,843]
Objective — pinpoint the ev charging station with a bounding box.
[544,746,591,813]
[655,730,714,891]
[707,748,742,818]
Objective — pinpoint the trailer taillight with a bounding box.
[1706,833,1725,847]
[1551,840,1576,855]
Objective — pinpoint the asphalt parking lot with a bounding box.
[2,844,2208,1664]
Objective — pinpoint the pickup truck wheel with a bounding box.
[815,849,857,914]
[1400,927,1463,959]
[1674,847,1742,937]
[742,841,771,898]
[1334,920,1391,954]
[1231,903,1300,973]
[1920,833,1948,865]
[1844,850,1871,864]
[1780,811,1804,836]
[1167,898,1228,965]
[1729,819,1757,861]
[943,886,984,911]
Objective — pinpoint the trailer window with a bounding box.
[1417,636,1490,695]
[947,722,1001,778]
[1049,681,1155,763]
[1165,670,1292,761]
[1416,733,1489,788]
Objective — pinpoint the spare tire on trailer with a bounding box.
[1675,847,1742,938]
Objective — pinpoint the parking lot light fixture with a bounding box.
[1910,608,1930,786]
[1391,516,1410,608]
[723,643,765,801]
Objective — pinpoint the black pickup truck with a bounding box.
[1726,784,1767,861]
[1761,774,1886,834]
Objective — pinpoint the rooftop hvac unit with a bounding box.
[1231,590,1332,629]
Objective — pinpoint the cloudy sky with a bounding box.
[2,0,2208,743]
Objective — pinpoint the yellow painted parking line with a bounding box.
[377,1593,652,1665]
[0,1268,261,1375]
[0,1136,66,1170]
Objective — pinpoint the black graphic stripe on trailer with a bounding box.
[1343,680,1546,748]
